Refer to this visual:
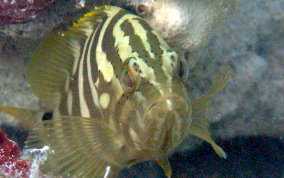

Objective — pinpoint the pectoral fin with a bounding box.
[25,115,123,177]
[208,66,231,96]
[190,67,231,159]
[189,120,227,158]
[0,105,41,129]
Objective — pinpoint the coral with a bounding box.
[0,130,30,177]
[127,0,236,50]
[0,0,56,24]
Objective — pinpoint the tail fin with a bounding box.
[189,67,231,158]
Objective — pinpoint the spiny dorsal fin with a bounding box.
[25,115,123,177]
[190,67,231,158]
[27,6,112,110]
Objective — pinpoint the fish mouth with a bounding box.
[125,93,191,155]
[138,94,191,150]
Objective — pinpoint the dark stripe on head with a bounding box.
[135,18,164,57]
[120,19,152,60]
[134,18,169,83]
[102,9,126,74]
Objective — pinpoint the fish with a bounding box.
[0,5,230,177]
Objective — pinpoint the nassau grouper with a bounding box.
[0,5,230,177]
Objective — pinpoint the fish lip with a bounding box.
[138,94,189,151]
[141,94,188,124]
[146,94,184,113]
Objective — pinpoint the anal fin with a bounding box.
[157,156,172,178]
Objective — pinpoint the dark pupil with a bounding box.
[137,4,146,14]
[124,72,134,89]
[42,111,53,121]
[178,61,184,78]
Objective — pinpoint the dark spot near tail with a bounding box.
[42,111,53,121]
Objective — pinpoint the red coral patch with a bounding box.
[0,130,31,177]
[0,0,56,24]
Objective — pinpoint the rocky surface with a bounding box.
[0,0,56,24]
[195,0,284,138]
[0,0,283,177]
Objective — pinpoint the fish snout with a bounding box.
[141,95,191,151]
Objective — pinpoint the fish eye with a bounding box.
[167,50,188,80]
[121,57,140,93]
[42,111,53,121]
[176,57,189,81]
[121,70,136,93]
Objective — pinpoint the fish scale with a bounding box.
[0,5,230,177]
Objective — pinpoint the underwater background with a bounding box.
[0,0,283,177]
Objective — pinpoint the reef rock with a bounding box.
[0,0,56,24]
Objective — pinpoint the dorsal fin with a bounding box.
[27,6,112,110]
